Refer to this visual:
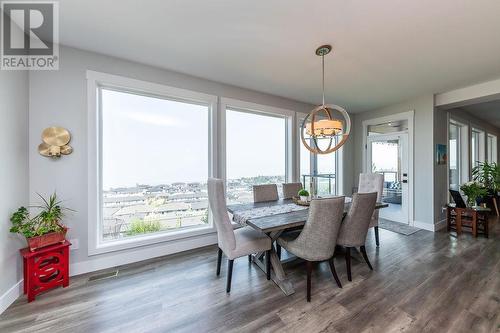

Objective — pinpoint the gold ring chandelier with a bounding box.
[300,45,351,154]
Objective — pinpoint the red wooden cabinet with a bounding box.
[20,240,71,302]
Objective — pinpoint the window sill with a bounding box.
[88,225,216,256]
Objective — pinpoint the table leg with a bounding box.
[251,230,295,296]
[472,212,477,237]
[456,212,462,235]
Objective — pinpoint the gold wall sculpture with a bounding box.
[38,127,73,158]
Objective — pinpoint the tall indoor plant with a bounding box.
[10,192,73,251]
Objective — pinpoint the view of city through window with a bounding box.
[225,108,286,203]
[101,93,289,241]
[101,89,211,241]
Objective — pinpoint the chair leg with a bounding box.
[306,261,313,302]
[216,248,222,276]
[226,259,234,293]
[345,247,352,282]
[276,244,282,259]
[328,257,342,288]
[248,254,252,263]
[360,245,373,270]
[374,226,380,247]
[266,250,271,280]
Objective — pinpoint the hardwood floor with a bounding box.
[1,217,499,333]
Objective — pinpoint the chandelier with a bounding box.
[300,45,351,154]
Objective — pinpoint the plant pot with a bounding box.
[27,226,68,252]
[300,195,309,202]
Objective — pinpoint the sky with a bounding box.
[102,89,295,189]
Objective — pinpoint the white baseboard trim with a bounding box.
[413,220,447,232]
[413,220,436,231]
[0,280,23,315]
[70,233,218,276]
[435,219,447,231]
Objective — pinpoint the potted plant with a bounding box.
[298,189,310,202]
[10,192,73,251]
[472,161,500,205]
[460,181,488,208]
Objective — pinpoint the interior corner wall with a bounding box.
[352,95,436,229]
[28,45,317,275]
[433,103,448,228]
[0,69,29,313]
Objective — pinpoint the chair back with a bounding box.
[253,184,279,203]
[282,182,303,199]
[338,192,377,247]
[293,196,345,261]
[358,173,384,225]
[358,173,383,201]
[207,178,236,251]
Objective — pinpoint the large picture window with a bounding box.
[225,107,287,203]
[100,88,212,242]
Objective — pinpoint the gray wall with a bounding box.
[352,95,436,227]
[0,70,29,307]
[28,46,325,270]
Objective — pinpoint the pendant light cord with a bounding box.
[321,54,325,107]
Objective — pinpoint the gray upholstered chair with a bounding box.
[253,184,279,203]
[358,173,384,246]
[208,178,272,292]
[282,182,303,199]
[337,192,377,281]
[277,197,345,302]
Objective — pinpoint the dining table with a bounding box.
[227,197,388,296]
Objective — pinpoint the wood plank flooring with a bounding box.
[1,217,499,333]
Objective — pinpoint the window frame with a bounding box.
[220,98,295,194]
[487,133,497,163]
[87,71,218,255]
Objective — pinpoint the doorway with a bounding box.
[367,133,409,223]
[363,111,414,225]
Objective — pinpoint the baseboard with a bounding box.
[0,280,23,315]
[413,220,436,231]
[413,220,446,232]
[70,233,218,276]
[434,219,447,231]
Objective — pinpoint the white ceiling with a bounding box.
[461,100,500,128]
[57,0,500,112]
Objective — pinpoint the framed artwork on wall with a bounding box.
[436,144,447,165]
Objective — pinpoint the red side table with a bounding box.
[20,240,71,302]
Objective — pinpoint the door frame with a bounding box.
[362,110,415,226]
[367,132,409,223]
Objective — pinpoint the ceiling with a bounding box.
[55,0,500,112]
[460,100,500,128]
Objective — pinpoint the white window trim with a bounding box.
[219,97,295,186]
[87,70,218,256]
[487,133,498,163]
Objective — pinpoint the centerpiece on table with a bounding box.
[460,181,488,208]
[298,189,310,202]
[10,192,73,251]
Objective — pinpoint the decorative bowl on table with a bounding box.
[293,196,310,206]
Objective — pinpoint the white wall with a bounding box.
[352,95,436,229]
[28,46,323,274]
[0,70,29,313]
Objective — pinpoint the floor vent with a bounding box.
[88,270,119,282]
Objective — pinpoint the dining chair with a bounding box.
[253,184,279,203]
[337,192,378,282]
[208,178,272,293]
[358,173,384,246]
[277,196,345,302]
[282,182,303,199]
